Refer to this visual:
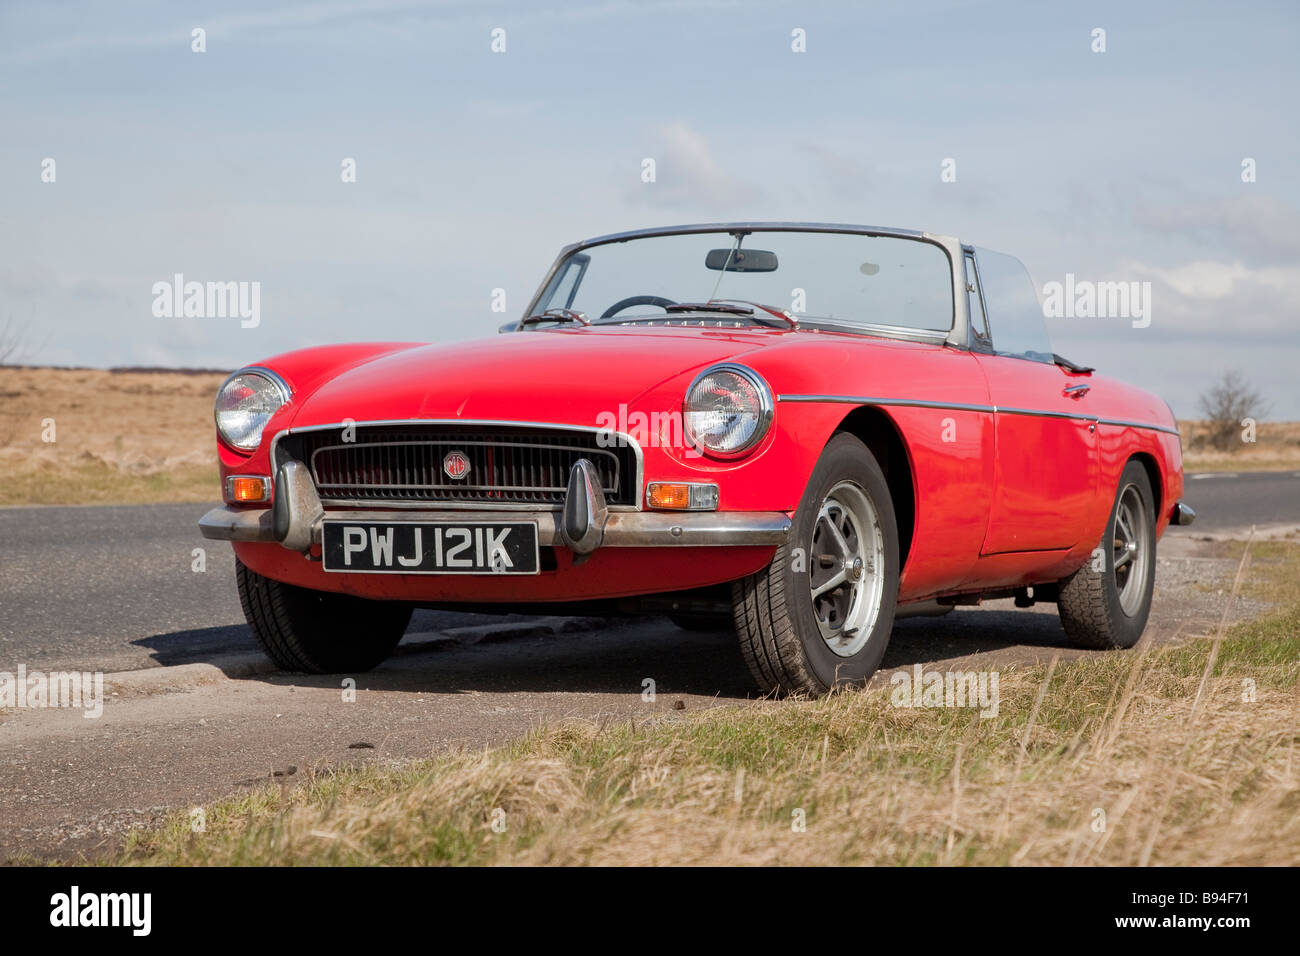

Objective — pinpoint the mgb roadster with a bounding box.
[199,223,1193,695]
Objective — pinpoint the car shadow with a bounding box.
[131,624,260,667]
[129,609,539,669]
[886,607,1074,668]
[132,606,1073,700]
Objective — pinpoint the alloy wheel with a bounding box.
[1112,482,1151,616]
[807,480,886,657]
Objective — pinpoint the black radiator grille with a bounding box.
[277,425,636,507]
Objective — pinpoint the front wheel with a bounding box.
[1056,460,1157,649]
[236,560,411,673]
[732,433,900,696]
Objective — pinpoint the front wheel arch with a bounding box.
[831,405,915,576]
[731,432,901,695]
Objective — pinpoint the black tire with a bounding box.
[236,559,411,673]
[1057,460,1156,650]
[731,433,900,696]
[668,613,734,632]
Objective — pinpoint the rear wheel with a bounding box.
[236,560,411,673]
[732,433,899,696]
[1057,460,1156,649]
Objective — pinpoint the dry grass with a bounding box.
[0,367,224,505]
[119,541,1300,867]
[1181,419,1300,473]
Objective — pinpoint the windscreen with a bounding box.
[534,231,954,332]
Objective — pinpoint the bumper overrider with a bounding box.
[199,459,792,553]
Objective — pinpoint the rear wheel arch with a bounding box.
[1057,459,1156,650]
[1129,451,1163,522]
[831,405,915,575]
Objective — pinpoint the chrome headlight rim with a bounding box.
[682,362,775,461]
[214,366,292,452]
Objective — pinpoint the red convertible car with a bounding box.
[199,223,1193,695]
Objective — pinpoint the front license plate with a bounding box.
[321,521,540,574]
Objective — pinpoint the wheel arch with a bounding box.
[831,405,916,575]
[1129,451,1163,520]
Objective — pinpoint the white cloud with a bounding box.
[629,122,765,211]
[1129,259,1298,301]
[1134,196,1300,264]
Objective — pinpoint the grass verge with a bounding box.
[0,461,218,507]
[117,543,1300,867]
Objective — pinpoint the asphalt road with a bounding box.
[0,503,518,673]
[0,470,1295,674]
[1179,469,1300,532]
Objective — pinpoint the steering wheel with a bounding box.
[600,295,678,319]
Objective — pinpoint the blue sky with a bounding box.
[2,0,1297,416]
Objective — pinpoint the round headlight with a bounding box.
[215,369,290,451]
[683,364,773,459]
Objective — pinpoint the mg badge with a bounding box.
[443,450,471,480]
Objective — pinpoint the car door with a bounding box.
[967,247,1098,555]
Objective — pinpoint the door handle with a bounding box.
[1064,383,1090,398]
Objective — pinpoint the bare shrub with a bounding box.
[0,316,30,366]
[1197,370,1269,451]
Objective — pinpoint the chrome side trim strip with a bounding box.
[777,395,1180,436]
[1092,416,1181,436]
[779,394,995,414]
[998,404,1092,423]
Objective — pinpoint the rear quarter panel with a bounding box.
[1087,373,1183,541]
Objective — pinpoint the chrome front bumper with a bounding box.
[199,460,791,551]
